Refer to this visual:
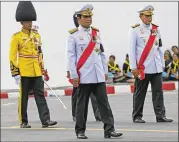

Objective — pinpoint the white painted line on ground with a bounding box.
[49,99,61,100]
[2,103,16,106]
[115,85,130,93]
[47,90,64,97]
[8,92,19,98]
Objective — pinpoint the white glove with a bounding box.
[42,75,45,82]
[14,75,21,85]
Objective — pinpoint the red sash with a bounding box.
[77,29,97,75]
[138,24,158,80]
[67,28,97,84]
[68,78,73,84]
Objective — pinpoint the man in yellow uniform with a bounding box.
[9,1,57,128]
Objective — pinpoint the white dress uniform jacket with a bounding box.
[67,25,108,84]
[128,21,165,74]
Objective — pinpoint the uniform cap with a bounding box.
[138,5,154,16]
[75,4,93,16]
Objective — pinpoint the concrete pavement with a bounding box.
[1,92,178,141]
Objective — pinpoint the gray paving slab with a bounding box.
[1,92,178,141]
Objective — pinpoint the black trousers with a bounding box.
[132,73,166,120]
[75,82,114,135]
[71,87,101,119]
[71,87,78,118]
[18,77,50,124]
[90,92,101,119]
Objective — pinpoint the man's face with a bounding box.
[140,14,152,25]
[172,47,179,54]
[109,57,115,63]
[173,54,179,62]
[22,21,32,30]
[164,53,170,61]
[126,56,129,61]
[78,15,92,28]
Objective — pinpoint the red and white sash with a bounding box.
[68,28,97,84]
[138,24,158,80]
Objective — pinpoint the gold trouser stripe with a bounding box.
[18,82,22,124]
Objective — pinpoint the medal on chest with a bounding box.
[92,36,99,43]
[81,47,84,52]
[34,37,39,45]
[154,40,159,46]
[143,39,146,43]
[78,33,84,40]
[140,28,144,34]
[94,46,101,54]
[33,37,40,51]
[151,29,158,36]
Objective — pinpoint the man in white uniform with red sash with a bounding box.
[129,5,173,123]
[67,4,123,139]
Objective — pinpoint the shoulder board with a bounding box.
[151,23,159,27]
[13,31,21,36]
[131,24,140,28]
[68,28,78,34]
[91,26,99,32]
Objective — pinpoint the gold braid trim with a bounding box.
[10,61,20,77]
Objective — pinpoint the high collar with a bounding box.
[78,25,91,32]
[140,20,151,29]
[21,28,31,34]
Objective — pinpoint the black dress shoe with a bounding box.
[157,117,173,122]
[133,117,145,123]
[104,131,123,138]
[77,133,88,139]
[96,117,101,121]
[42,120,57,128]
[20,123,31,128]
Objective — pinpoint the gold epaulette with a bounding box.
[131,24,140,28]
[91,26,99,32]
[13,31,21,36]
[68,28,78,34]
[151,23,159,27]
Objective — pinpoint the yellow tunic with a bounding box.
[9,29,44,77]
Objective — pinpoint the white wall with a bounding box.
[1,2,178,90]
